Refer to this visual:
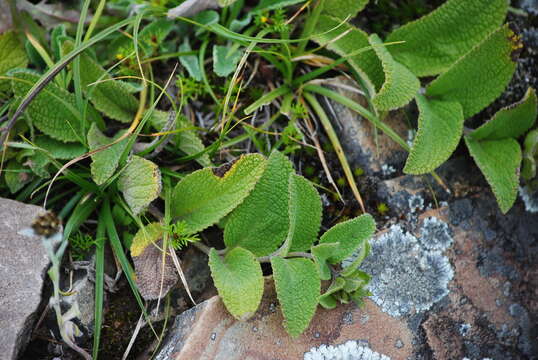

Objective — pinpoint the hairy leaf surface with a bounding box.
[271,256,320,336]
[287,174,322,253]
[465,136,521,213]
[63,40,139,123]
[369,34,420,111]
[0,31,27,92]
[319,214,375,263]
[386,0,507,76]
[312,15,384,96]
[10,69,83,142]
[118,156,162,215]
[311,242,340,281]
[172,154,266,233]
[426,25,520,119]
[179,40,202,81]
[404,95,464,174]
[130,222,164,256]
[224,151,293,256]
[470,88,537,141]
[213,45,242,77]
[148,110,211,167]
[322,0,368,20]
[87,123,129,185]
[209,247,263,320]
[35,136,87,160]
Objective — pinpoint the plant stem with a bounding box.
[304,91,366,212]
[304,84,410,150]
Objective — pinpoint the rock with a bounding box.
[0,198,52,360]
[0,0,12,33]
[155,279,413,360]
[57,268,96,340]
[321,77,409,176]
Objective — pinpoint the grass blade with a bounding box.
[92,209,106,359]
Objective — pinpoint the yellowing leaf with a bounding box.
[369,34,420,111]
[404,95,464,174]
[319,214,375,263]
[386,0,508,76]
[464,136,521,213]
[426,25,519,119]
[118,156,162,215]
[470,87,538,141]
[271,256,320,337]
[130,222,164,257]
[209,247,263,320]
[172,154,266,233]
[224,151,293,256]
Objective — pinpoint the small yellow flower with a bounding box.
[260,16,268,23]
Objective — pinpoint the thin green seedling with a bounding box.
[92,212,106,359]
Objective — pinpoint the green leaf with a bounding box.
[319,277,345,309]
[148,110,211,167]
[252,0,305,12]
[172,154,266,233]
[319,214,376,263]
[0,31,28,92]
[64,41,139,123]
[117,156,162,215]
[51,24,67,61]
[322,0,368,20]
[35,135,87,160]
[113,19,173,57]
[312,15,384,95]
[311,242,340,281]
[87,123,129,185]
[130,222,164,257]
[426,25,520,119]
[209,247,263,320]
[404,95,464,174]
[464,136,521,213]
[369,34,420,111]
[271,256,320,337]
[10,69,83,142]
[179,40,202,81]
[386,0,508,77]
[522,129,538,180]
[287,174,322,252]
[213,45,242,77]
[224,151,293,256]
[470,88,538,141]
[4,161,32,193]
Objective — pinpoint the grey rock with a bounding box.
[357,224,454,317]
[0,198,51,360]
[59,269,95,338]
[0,0,12,33]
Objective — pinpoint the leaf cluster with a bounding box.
[131,151,375,336]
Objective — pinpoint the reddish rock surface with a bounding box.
[156,279,412,360]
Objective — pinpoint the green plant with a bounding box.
[301,0,538,213]
[130,151,376,336]
[69,231,96,261]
